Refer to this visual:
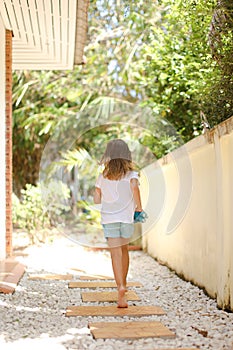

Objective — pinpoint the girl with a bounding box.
[94,139,143,308]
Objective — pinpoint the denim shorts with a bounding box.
[102,222,134,239]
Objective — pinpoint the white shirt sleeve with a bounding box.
[128,171,140,183]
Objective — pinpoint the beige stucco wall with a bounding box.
[0,15,6,260]
[142,117,233,311]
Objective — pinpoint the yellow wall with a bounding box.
[142,116,233,311]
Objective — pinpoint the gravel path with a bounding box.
[0,237,233,350]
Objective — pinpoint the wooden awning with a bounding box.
[0,0,89,70]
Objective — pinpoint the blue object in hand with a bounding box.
[134,210,148,223]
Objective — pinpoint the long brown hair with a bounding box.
[101,139,134,180]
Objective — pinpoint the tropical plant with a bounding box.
[13,0,231,196]
[12,181,71,243]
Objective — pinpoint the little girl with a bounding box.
[94,139,143,308]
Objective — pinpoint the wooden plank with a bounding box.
[27,0,42,49]
[60,0,68,65]
[79,275,114,280]
[66,305,166,317]
[0,1,12,29]
[69,268,86,273]
[29,274,73,280]
[46,0,56,56]
[19,0,35,45]
[81,290,140,302]
[34,0,48,53]
[0,260,25,294]
[1,0,20,38]
[11,0,27,42]
[52,0,61,62]
[89,321,175,339]
[68,281,143,288]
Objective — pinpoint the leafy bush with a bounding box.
[40,180,71,225]
[13,181,71,243]
[77,200,101,224]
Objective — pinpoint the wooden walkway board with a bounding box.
[66,305,166,317]
[81,290,140,302]
[0,260,25,294]
[89,321,175,339]
[29,274,73,280]
[69,281,143,288]
[79,275,114,280]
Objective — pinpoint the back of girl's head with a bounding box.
[101,139,133,180]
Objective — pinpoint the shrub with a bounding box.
[13,181,71,243]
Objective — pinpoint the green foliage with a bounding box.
[13,182,71,243]
[13,184,50,243]
[207,0,233,124]
[12,71,80,195]
[78,200,101,225]
[41,180,71,224]
[130,0,217,140]
[12,0,232,196]
[12,193,21,225]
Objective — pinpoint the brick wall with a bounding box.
[5,30,13,256]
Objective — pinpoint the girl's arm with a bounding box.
[94,187,102,204]
[130,178,142,211]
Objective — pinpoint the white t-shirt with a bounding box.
[95,171,139,224]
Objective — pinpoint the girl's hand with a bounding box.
[134,210,148,223]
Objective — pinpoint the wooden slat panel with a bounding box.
[10,0,27,42]
[89,321,175,339]
[12,51,62,59]
[1,1,19,36]
[28,274,73,280]
[69,281,143,288]
[67,0,77,68]
[1,0,88,69]
[66,305,166,317]
[35,0,48,54]
[44,0,55,58]
[79,274,114,280]
[19,0,35,45]
[60,0,69,65]
[0,260,25,294]
[52,0,61,62]
[28,0,43,49]
[81,290,140,302]
[12,62,74,70]
[152,348,200,350]
[0,1,12,29]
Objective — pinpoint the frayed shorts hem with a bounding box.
[102,222,134,239]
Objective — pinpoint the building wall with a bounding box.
[0,16,6,260]
[0,16,12,260]
[141,116,233,311]
[5,29,13,257]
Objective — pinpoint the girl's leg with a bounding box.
[107,237,130,307]
[121,243,129,288]
[120,223,133,288]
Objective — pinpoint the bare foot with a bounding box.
[117,287,128,308]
